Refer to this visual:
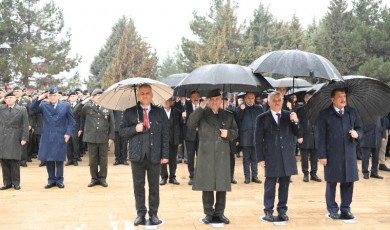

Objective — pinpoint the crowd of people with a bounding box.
[0,84,389,225]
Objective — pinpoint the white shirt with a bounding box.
[270,110,282,124]
[164,108,171,119]
[192,103,199,111]
[333,105,344,114]
[141,105,151,115]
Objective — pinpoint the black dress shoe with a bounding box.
[303,175,309,182]
[184,159,188,164]
[122,161,129,165]
[188,179,193,185]
[0,184,12,190]
[231,178,237,184]
[88,181,99,187]
[57,183,65,189]
[149,215,162,225]
[236,153,240,158]
[177,159,183,164]
[113,161,120,166]
[252,178,262,183]
[278,213,289,221]
[310,175,322,182]
[340,212,354,219]
[379,164,390,171]
[100,181,108,187]
[39,162,46,167]
[202,215,213,224]
[13,185,21,190]
[215,215,230,224]
[65,161,72,166]
[44,183,56,189]
[134,215,146,226]
[20,162,27,167]
[73,161,78,166]
[263,211,273,222]
[363,174,369,179]
[169,178,180,185]
[329,212,340,219]
[160,179,167,185]
[27,158,32,162]
[76,157,82,162]
[370,174,384,179]
[244,179,250,184]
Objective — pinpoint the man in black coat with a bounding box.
[317,88,363,220]
[379,115,390,171]
[255,91,300,222]
[65,91,81,166]
[173,97,190,163]
[183,90,201,185]
[235,92,263,184]
[120,84,169,226]
[360,118,386,179]
[113,110,128,165]
[296,92,322,182]
[160,97,182,185]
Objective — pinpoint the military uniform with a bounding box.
[74,93,115,186]
[15,97,32,166]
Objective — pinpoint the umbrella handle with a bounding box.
[133,85,140,123]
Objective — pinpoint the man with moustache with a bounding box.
[188,89,238,224]
[30,86,75,189]
[255,91,300,222]
[317,88,363,220]
[0,91,29,190]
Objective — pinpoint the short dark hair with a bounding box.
[331,88,346,98]
[138,84,152,90]
[190,90,200,96]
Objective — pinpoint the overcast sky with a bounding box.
[52,0,389,80]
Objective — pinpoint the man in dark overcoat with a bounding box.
[317,88,363,220]
[255,91,300,222]
[119,84,169,226]
[160,97,182,185]
[235,92,263,184]
[65,91,81,166]
[30,86,75,189]
[113,110,128,165]
[188,89,238,225]
[0,91,29,190]
[74,89,115,187]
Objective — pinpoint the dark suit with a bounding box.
[74,102,115,183]
[174,100,190,161]
[113,110,128,163]
[16,98,31,164]
[185,103,200,179]
[317,105,363,214]
[160,106,182,180]
[255,110,300,214]
[120,103,169,217]
[66,102,81,164]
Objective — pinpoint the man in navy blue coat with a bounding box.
[317,88,363,220]
[30,86,75,189]
[255,91,300,222]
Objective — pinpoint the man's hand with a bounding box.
[240,103,246,110]
[182,111,187,118]
[286,101,292,110]
[136,123,144,132]
[21,140,27,145]
[220,129,228,138]
[108,139,113,147]
[78,130,83,137]
[200,99,209,109]
[297,138,303,144]
[38,92,48,101]
[64,134,70,143]
[349,129,358,139]
[161,158,169,164]
[259,161,265,169]
[290,112,299,123]
[320,159,327,166]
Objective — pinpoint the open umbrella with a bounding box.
[274,77,312,88]
[97,77,173,112]
[174,64,273,97]
[303,76,390,126]
[264,77,277,87]
[162,73,188,88]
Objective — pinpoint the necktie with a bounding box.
[276,113,281,126]
[9,107,12,112]
[338,110,343,117]
[143,108,149,129]
[97,105,100,111]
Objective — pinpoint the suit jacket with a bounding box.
[164,106,182,145]
[360,118,386,148]
[30,99,75,161]
[296,105,316,149]
[119,103,169,164]
[235,104,263,147]
[0,104,29,160]
[184,102,200,141]
[73,102,115,143]
[317,105,363,182]
[255,110,300,177]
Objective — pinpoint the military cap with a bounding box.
[48,86,58,94]
[68,91,77,96]
[13,86,22,91]
[4,91,15,97]
[91,88,103,96]
[206,88,221,99]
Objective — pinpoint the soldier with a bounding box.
[74,89,115,187]
[113,110,129,165]
[65,91,81,166]
[0,91,29,190]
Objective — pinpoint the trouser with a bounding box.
[1,159,20,186]
[186,139,198,179]
[20,144,28,163]
[242,146,258,180]
[264,176,291,214]
[326,182,354,213]
[202,191,226,216]
[66,134,80,163]
[88,143,108,182]
[301,148,318,176]
[229,141,237,179]
[177,141,187,160]
[361,147,380,175]
[131,158,161,217]
[46,161,64,185]
[114,132,128,162]
[379,137,388,164]
[27,130,35,159]
[161,143,178,179]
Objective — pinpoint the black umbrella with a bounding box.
[162,73,189,88]
[249,49,343,81]
[174,64,273,97]
[303,76,390,126]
